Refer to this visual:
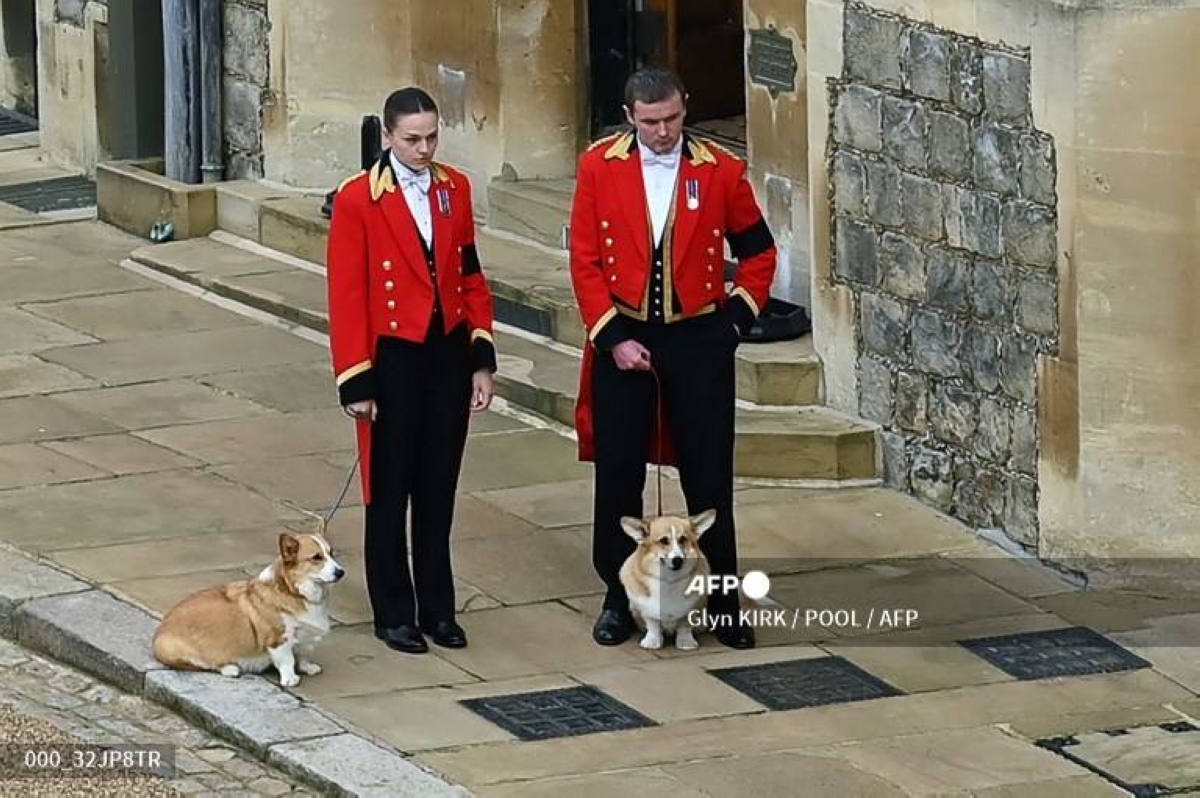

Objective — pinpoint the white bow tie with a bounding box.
[399,169,431,194]
[641,151,679,169]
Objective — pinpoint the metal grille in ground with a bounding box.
[0,176,96,213]
[460,686,655,741]
[958,626,1151,680]
[708,656,904,711]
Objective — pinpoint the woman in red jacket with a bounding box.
[327,87,496,654]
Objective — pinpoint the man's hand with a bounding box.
[471,370,495,412]
[344,399,376,421]
[612,339,651,371]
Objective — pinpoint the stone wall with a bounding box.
[223,0,268,179]
[829,2,1059,548]
[0,0,38,115]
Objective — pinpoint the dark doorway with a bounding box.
[106,0,164,159]
[1,0,38,118]
[587,0,746,137]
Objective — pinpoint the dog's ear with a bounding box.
[620,516,648,542]
[689,509,717,537]
[278,532,301,565]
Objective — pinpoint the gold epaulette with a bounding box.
[430,162,456,187]
[586,132,621,152]
[698,137,743,163]
[601,132,635,160]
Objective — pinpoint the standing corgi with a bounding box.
[152,532,344,687]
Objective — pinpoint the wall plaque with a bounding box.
[748,27,798,94]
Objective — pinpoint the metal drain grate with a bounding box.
[460,686,655,741]
[0,108,37,136]
[709,656,903,711]
[0,176,96,213]
[958,626,1151,681]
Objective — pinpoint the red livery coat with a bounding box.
[569,132,778,462]
[327,157,495,504]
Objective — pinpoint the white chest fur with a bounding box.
[630,574,700,628]
[284,603,331,648]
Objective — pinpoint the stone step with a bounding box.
[128,236,876,481]
[206,191,824,406]
[486,178,574,250]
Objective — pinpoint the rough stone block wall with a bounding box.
[829,2,1059,549]
[223,0,267,179]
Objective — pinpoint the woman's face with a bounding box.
[384,110,439,171]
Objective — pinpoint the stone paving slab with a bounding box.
[132,239,292,280]
[664,750,913,797]
[267,733,468,797]
[417,668,1190,786]
[0,469,304,552]
[0,394,123,444]
[451,527,598,604]
[320,674,579,753]
[41,325,324,385]
[199,362,341,414]
[473,768,710,798]
[110,568,258,617]
[212,453,363,511]
[458,428,593,491]
[0,260,150,304]
[14,590,163,693]
[136,408,350,465]
[0,353,97,397]
[41,433,202,475]
[25,287,255,341]
[51,378,275,431]
[0,441,108,488]
[0,546,88,635]
[146,670,343,758]
[326,552,498,626]
[0,305,98,352]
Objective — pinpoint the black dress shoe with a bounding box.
[426,619,467,649]
[714,623,756,650]
[592,608,634,646]
[374,624,428,654]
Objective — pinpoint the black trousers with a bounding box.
[364,324,471,629]
[591,312,740,616]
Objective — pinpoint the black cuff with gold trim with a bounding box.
[338,369,374,407]
[727,295,758,337]
[592,315,630,351]
[462,244,482,276]
[727,218,774,259]
[472,339,497,374]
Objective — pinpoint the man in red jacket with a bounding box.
[570,68,777,649]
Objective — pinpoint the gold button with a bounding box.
[707,247,715,255]
[387,300,396,310]
[382,260,392,270]
[705,282,712,290]
[457,246,463,253]
[389,321,398,331]
[607,256,615,264]
[610,274,617,282]
[707,264,714,272]
[457,308,463,316]
[457,286,463,294]
[601,220,609,230]
[384,280,394,291]
[712,228,720,237]
[605,238,613,247]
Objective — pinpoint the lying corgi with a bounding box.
[152,532,344,687]
[619,510,715,650]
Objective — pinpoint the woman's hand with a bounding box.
[344,399,377,421]
[470,370,495,412]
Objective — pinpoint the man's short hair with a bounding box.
[383,87,439,131]
[623,68,687,109]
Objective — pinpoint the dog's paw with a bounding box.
[675,631,699,650]
[639,632,663,650]
[219,664,241,678]
[279,672,300,688]
[297,661,323,676]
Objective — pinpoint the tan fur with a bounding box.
[152,533,340,682]
[619,512,714,650]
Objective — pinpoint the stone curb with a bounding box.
[0,546,470,796]
[0,544,89,637]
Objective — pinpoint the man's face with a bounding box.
[383,111,439,171]
[625,92,687,154]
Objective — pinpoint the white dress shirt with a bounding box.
[390,152,433,248]
[638,139,683,246]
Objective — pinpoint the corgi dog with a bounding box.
[618,509,715,650]
[152,532,344,687]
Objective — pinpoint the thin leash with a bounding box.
[647,363,665,517]
[316,453,361,536]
